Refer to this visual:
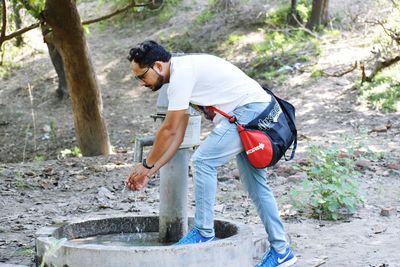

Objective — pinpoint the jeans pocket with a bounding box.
[210,119,236,145]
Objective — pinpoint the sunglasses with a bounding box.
[135,66,152,81]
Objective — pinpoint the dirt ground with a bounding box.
[0,0,399,266]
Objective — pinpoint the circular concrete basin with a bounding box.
[35,215,253,267]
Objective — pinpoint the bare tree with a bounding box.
[306,0,329,30]
[2,0,156,99]
[287,0,302,26]
[43,0,111,156]
[0,0,160,156]
[1,0,7,50]
[11,0,23,46]
[361,19,400,83]
[41,24,68,99]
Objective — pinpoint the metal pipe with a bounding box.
[133,136,155,162]
[158,148,189,243]
[133,134,189,243]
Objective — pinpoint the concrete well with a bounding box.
[35,215,253,267]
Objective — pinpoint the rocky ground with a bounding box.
[0,0,399,266]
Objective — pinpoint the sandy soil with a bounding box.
[0,0,399,266]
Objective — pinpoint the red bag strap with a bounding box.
[208,106,237,123]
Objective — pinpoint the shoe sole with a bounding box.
[278,256,297,267]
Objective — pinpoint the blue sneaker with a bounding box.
[175,228,217,245]
[256,247,297,267]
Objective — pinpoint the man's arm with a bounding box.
[148,113,189,175]
[146,110,189,167]
[126,110,188,191]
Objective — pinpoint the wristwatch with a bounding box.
[142,158,154,169]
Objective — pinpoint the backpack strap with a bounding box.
[285,129,297,161]
[208,106,238,124]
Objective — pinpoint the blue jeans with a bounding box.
[191,102,288,251]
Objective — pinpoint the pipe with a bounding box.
[133,136,155,162]
[133,135,189,242]
[158,148,189,243]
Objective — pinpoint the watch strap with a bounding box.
[142,158,154,169]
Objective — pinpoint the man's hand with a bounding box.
[203,106,216,121]
[125,110,188,191]
[125,164,154,191]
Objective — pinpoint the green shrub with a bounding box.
[34,154,47,161]
[157,0,183,23]
[39,238,67,267]
[249,30,320,82]
[357,66,400,113]
[160,32,197,53]
[195,9,216,25]
[0,43,23,78]
[14,171,31,189]
[266,6,291,28]
[244,1,320,82]
[265,0,312,28]
[60,146,82,158]
[15,178,31,189]
[310,69,323,78]
[71,146,82,157]
[226,34,244,45]
[12,247,35,257]
[296,0,312,22]
[290,145,364,220]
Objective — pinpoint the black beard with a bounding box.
[150,73,165,92]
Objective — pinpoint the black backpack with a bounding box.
[243,86,297,166]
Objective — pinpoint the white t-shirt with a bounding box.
[167,54,271,122]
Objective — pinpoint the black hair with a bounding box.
[127,40,171,68]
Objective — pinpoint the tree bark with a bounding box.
[306,0,329,30]
[287,0,302,26]
[48,41,68,98]
[41,25,68,99]
[362,56,400,83]
[1,0,7,44]
[11,0,23,46]
[43,0,111,156]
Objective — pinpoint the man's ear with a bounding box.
[153,61,163,72]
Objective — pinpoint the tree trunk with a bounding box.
[41,25,68,99]
[306,0,329,30]
[43,0,111,156]
[11,0,23,46]
[48,41,68,99]
[287,0,302,26]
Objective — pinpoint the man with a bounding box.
[126,40,297,267]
